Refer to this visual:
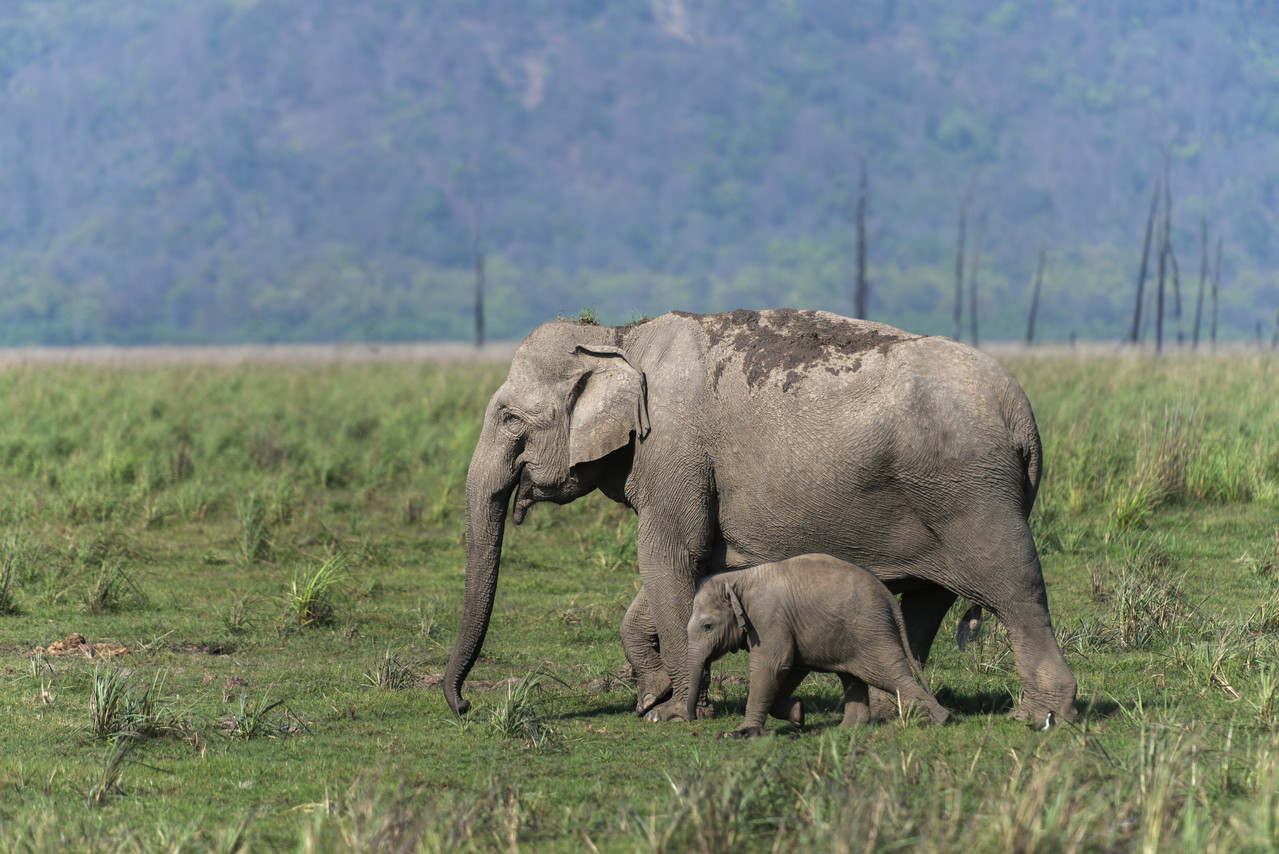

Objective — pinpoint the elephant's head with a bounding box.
[444,321,651,715]
[685,578,752,722]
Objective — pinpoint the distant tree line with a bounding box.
[0,0,1277,345]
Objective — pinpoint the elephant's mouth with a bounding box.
[511,460,585,526]
[509,462,529,524]
[511,462,536,525]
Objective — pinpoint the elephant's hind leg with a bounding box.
[936,515,1079,723]
[768,669,808,729]
[838,674,872,727]
[868,584,955,720]
[998,594,1078,723]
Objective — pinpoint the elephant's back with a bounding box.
[684,311,1038,570]
[677,309,1020,451]
[752,556,907,645]
[663,308,927,401]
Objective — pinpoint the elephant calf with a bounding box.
[623,587,801,725]
[686,554,950,736]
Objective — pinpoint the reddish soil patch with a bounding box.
[34,632,128,658]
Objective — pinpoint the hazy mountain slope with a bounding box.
[0,0,1274,343]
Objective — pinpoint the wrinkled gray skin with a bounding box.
[625,584,803,726]
[620,589,676,715]
[443,309,1078,724]
[687,555,950,735]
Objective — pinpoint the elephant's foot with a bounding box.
[723,726,765,739]
[770,696,804,728]
[867,686,900,722]
[1013,698,1078,725]
[634,675,674,717]
[644,696,714,722]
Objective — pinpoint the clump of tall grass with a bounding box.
[1237,530,1279,582]
[1253,667,1279,727]
[236,493,273,563]
[1074,540,1193,650]
[489,672,562,752]
[362,647,418,690]
[643,755,794,852]
[219,587,260,635]
[0,533,28,614]
[1108,405,1199,532]
[30,654,55,705]
[221,688,302,740]
[83,558,146,614]
[1188,434,1256,504]
[297,780,472,853]
[86,740,137,807]
[87,666,180,741]
[1252,591,1279,636]
[288,553,349,626]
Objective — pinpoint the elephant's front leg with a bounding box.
[620,589,672,716]
[635,513,710,722]
[731,652,804,737]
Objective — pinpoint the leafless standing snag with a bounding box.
[853,157,869,320]
[952,191,969,342]
[1211,236,1222,352]
[472,205,486,350]
[1129,178,1161,345]
[1025,248,1046,347]
[968,214,984,349]
[1154,151,1172,355]
[1193,216,1207,349]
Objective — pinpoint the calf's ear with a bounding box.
[725,583,748,633]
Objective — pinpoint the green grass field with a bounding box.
[1,352,1279,852]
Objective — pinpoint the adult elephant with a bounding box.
[443,309,1078,723]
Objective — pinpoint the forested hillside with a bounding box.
[1,0,1276,344]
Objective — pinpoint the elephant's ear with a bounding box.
[724,583,749,634]
[567,344,651,468]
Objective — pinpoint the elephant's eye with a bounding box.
[701,621,714,632]
[499,410,524,431]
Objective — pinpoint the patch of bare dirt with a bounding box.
[170,642,235,655]
[34,632,128,658]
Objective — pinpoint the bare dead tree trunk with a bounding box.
[1273,300,1279,350]
[1211,236,1222,352]
[1155,155,1171,355]
[1156,214,1166,352]
[1155,241,1166,354]
[1026,248,1046,347]
[472,207,486,350]
[1169,244,1183,347]
[854,158,869,319]
[1129,179,1161,345]
[969,214,984,349]
[1193,217,1207,349]
[952,194,968,341]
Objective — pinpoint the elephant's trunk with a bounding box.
[686,647,709,722]
[443,440,520,716]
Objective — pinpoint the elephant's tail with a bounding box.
[893,605,930,689]
[1002,377,1043,518]
[955,603,983,651]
